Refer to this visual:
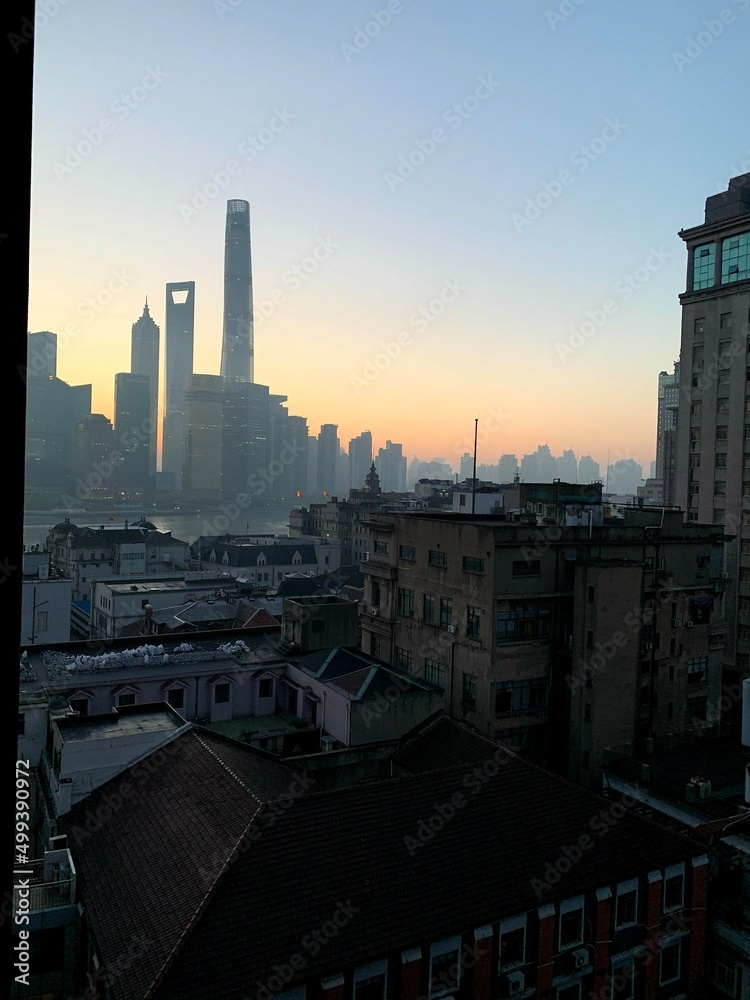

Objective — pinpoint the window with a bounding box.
[429,937,461,998]
[117,693,136,707]
[259,678,273,699]
[716,453,727,468]
[692,344,704,368]
[694,317,706,337]
[586,630,594,649]
[462,556,484,574]
[584,703,592,722]
[498,914,525,971]
[35,610,48,632]
[688,657,707,684]
[397,587,414,618]
[395,647,413,670]
[693,242,716,289]
[659,938,682,986]
[167,687,185,709]
[353,961,387,1000]
[609,958,635,1000]
[424,659,443,686]
[399,545,416,561]
[371,580,381,608]
[710,957,738,996]
[374,541,389,556]
[462,673,477,710]
[428,549,447,568]
[496,606,551,643]
[556,986,581,1000]
[214,683,230,704]
[69,698,89,716]
[663,864,685,912]
[615,879,638,929]
[18,713,25,736]
[587,585,595,603]
[512,559,540,577]
[722,231,750,284]
[495,678,547,715]
[439,598,453,628]
[423,594,435,624]
[466,605,481,639]
[691,401,702,415]
[559,896,584,950]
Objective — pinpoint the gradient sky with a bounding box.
[27,0,750,473]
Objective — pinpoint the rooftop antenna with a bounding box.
[471,418,479,514]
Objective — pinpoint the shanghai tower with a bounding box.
[220,199,254,382]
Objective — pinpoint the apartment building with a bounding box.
[360,506,727,788]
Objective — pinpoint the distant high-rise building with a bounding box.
[348,431,373,490]
[285,416,309,499]
[655,362,681,506]
[317,424,339,498]
[606,458,643,495]
[183,375,224,500]
[556,449,578,484]
[72,414,115,497]
[578,454,600,483]
[267,396,309,503]
[114,373,151,494]
[130,300,159,475]
[221,380,269,500]
[377,441,407,492]
[459,452,473,481]
[498,454,518,483]
[26,330,57,380]
[25,372,91,489]
[163,282,195,488]
[306,436,318,498]
[220,200,254,382]
[336,447,349,499]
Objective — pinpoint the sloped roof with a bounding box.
[196,542,318,568]
[59,729,306,1000]
[62,718,701,1000]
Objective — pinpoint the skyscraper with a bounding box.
[163,281,195,488]
[317,424,339,498]
[130,300,159,475]
[377,440,407,492]
[674,173,750,711]
[655,362,680,505]
[220,199,254,382]
[183,375,224,500]
[26,330,57,380]
[221,380,269,500]
[348,431,373,490]
[114,373,151,494]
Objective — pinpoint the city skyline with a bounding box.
[27,0,750,472]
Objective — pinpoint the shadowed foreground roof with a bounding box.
[61,718,701,1000]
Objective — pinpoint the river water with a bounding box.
[24,504,298,550]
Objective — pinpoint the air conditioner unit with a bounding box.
[506,971,525,994]
[447,624,457,634]
[644,642,653,650]
[370,608,380,617]
[686,620,694,628]
[672,619,681,627]
[572,948,589,970]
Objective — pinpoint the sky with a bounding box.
[27,0,750,473]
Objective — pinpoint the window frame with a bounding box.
[558,895,585,951]
[428,936,462,999]
[498,913,526,972]
[663,864,685,913]
[614,879,638,930]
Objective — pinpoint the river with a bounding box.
[23,504,298,550]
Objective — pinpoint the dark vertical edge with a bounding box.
[2,0,34,995]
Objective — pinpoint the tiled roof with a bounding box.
[197,543,318,568]
[392,714,502,772]
[59,729,305,1000]
[64,718,700,1000]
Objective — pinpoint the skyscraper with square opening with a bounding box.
[163,281,195,487]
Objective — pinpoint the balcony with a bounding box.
[14,853,76,913]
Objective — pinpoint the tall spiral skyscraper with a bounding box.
[220,199,254,382]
